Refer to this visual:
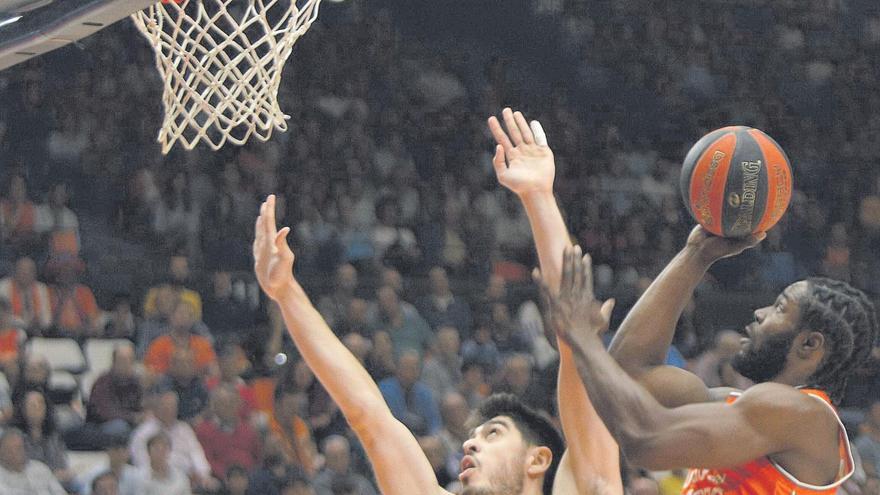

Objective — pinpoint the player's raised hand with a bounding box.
[487,107,555,197]
[535,245,615,349]
[685,225,766,265]
[253,194,296,302]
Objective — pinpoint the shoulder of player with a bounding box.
[732,383,836,433]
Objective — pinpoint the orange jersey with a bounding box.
[682,389,854,495]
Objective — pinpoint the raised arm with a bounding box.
[488,108,622,494]
[538,248,840,484]
[253,196,449,495]
[607,226,764,407]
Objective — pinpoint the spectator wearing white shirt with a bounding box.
[77,435,140,495]
[130,390,216,491]
[0,428,65,495]
[131,432,192,495]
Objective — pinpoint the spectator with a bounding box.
[421,325,463,398]
[35,181,80,255]
[11,389,75,487]
[247,435,310,495]
[91,471,120,495]
[487,303,531,357]
[131,432,193,495]
[144,299,217,376]
[0,428,66,495]
[378,350,442,435]
[337,297,378,337]
[221,464,250,495]
[689,330,752,390]
[317,263,359,330]
[206,343,259,421]
[0,174,40,256]
[137,285,178,356]
[154,171,202,257]
[202,270,257,341]
[461,324,502,375]
[130,390,215,489]
[856,400,880,478]
[143,255,203,320]
[418,435,456,489]
[77,435,140,495]
[372,196,420,271]
[312,435,377,495]
[152,348,210,421]
[495,354,551,414]
[268,386,320,477]
[0,298,24,366]
[458,360,490,409]
[416,266,472,336]
[102,293,140,340]
[47,253,102,338]
[0,256,52,335]
[376,285,432,357]
[194,384,262,479]
[437,392,469,476]
[86,341,143,435]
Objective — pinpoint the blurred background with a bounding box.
[0,0,878,493]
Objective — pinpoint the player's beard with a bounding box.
[731,329,798,383]
[461,451,526,495]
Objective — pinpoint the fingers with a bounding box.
[581,251,593,300]
[530,120,548,147]
[502,108,524,146]
[562,245,575,296]
[599,298,615,322]
[275,226,291,251]
[488,116,515,155]
[266,194,277,238]
[492,145,507,176]
[570,245,584,295]
[513,111,534,145]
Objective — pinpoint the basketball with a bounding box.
[680,126,793,238]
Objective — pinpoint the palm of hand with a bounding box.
[497,146,555,195]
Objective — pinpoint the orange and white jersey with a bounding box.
[682,388,854,495]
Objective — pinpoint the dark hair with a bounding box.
[799,278,879,404]
[146,431,171,450]
[91,471,118,492]
[12,388,57,437]
[472,393,565,495]
[225,464,248,479]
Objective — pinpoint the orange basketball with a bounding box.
[680,126,793,238]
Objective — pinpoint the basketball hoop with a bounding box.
[131,0,323,154]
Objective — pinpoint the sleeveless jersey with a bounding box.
[681,388,854,495]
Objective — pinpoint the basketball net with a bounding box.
[131,0,322,154]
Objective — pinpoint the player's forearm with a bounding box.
[520,191,622,489]
[558,342,622,489]
[608,246,711,371]
[568,332,668,458]
[275,281,389,429]
[520,191,569,290]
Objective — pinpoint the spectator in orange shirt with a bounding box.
[0,257,52,335]
[47,254,101,338]
[145,300,217,377]
[143,255,203,321]
[0,299,23,365]
[267,386,319,477]
[0,174,40,257]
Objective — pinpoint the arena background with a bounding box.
[0,0,878,493]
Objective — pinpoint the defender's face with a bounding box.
[460,416,529,495]
[733,281,808,383]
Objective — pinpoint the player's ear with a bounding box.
[526,445,553,478]
[796,330,825,359]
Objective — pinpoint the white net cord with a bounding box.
[132,0,322,153]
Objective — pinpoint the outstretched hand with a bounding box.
[686,225,766,265]
[534,245,615,351]
[487,108,555,197]
[253,194,297,302]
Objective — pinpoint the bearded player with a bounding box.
[534,237,875,494]
[253,191,622,494]
[488,108,876,493]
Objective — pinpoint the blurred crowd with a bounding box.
[0,0,877,493]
